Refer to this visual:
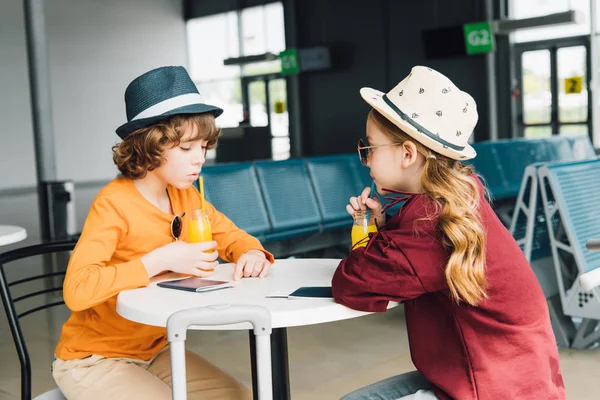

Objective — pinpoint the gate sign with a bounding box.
[274,101,286,114]
[279,49,300,76]
[564,76,583,94]
[463,22,495,55]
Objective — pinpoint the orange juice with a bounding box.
[188,219,212,243]
[351,223,377,248]
[188,209,214,271]
[188,209,212,244]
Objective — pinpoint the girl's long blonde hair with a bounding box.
[369,110,488,306]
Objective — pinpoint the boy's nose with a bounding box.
[193,151,205,166]
[197,146,209,163]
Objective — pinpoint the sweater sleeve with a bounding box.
[206,201,274,263]
[332,199,449,312]
[63,195,150,312]
[332,236,428,312]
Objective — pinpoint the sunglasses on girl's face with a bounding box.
[171,212,186,241]
[357,139,403,166]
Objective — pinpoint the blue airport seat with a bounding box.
[197,163,271,238]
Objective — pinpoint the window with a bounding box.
[187,12,242,128]
[187,2,289,160]
[512,0,591,43]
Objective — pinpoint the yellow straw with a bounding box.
[198,176,206,213]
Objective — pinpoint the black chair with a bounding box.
[0,239,78,400]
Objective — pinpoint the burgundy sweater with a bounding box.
[332,180,565,400]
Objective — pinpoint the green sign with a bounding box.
[463,22,494,55]
[279,49,300,75]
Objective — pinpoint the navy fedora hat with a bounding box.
[115,66,223,139]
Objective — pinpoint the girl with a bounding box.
[52,66,273,400]
[332,66,565,400]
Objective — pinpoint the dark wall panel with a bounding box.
[186,0,278,19]
[387,0,488,142]
[294,0,491,155]
[294,0,387,155]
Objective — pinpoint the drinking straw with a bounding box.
[365,181,376,221]
[198,176,206,213]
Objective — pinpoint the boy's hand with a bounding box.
[233,250,271,281]
[347,186,385,227]
[142,241,219,278]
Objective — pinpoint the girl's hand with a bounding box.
[346,186,386,227]
[233,250,272,281]
[142,241,219,278]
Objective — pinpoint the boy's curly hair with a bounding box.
[112,113,221,179]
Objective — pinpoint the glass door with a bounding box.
[243,74,290,160]
[515,37,591,139]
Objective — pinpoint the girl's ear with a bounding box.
[400,140,420,168]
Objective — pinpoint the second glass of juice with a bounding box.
[351,210,378,248]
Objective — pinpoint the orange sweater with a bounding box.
[55,177,273,361]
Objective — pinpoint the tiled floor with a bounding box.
[0,306,599,399]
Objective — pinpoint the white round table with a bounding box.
[0,225,27,247]
[117,258,388,329]
[117,258,398,399]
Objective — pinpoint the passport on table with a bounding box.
[157,277,233,293]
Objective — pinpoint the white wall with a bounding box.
[0,0,187,189]
[0,0,38,190]
[48,0,188,182]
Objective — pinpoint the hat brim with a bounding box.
[116,103,224,139]
[360,87,476,161]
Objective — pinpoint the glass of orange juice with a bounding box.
[351,210,377,249]
[188,208,212,244]
[188,209,215,271]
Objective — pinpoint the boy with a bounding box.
[52,66,273,400]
